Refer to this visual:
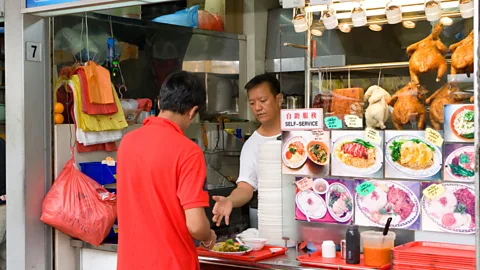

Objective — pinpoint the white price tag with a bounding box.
[365,127,382,146]
[26,42,42,62]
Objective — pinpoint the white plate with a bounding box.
[332,135,383,175]
[385,135,442,178]
[282,136,308,169]
[295,190,327,219]
[210,245,253,256]
[356,181,420,229]
[326,182,354,223]
[445,146,475,182]
[422,183,475,234]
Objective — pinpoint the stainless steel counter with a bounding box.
[70,239,330,270]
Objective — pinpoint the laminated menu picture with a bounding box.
[331,130,384,179]
[443,144,475,182]
[421,182,475,234]
[355,180,421,230]
[444,104,474,143]
[295,177,355,224]
[282,130,330,177]
[384,130,442,180]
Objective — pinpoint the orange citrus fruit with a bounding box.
[54,103,64,114]
[54,114,64,124]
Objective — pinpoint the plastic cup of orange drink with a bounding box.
[361,231,396,267]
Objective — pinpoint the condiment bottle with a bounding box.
[346,225,360,264]
[321,240,336,258]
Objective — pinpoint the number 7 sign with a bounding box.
[26,42,42,62]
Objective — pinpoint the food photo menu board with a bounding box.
[331,130,384,179]
[295,177,355,224]
[384,130,443,181]
[421,182,475,234]
[444,104,475,143]
[281,109,330,177]
[355,180,421,230]
[443,144,475,182]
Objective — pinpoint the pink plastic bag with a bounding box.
[40,154,117,246]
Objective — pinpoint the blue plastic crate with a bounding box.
[79,162,116,185]
[103,188,118,244]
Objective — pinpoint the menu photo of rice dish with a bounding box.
[331,130,384,179]
[443,144,475,182]
[444,104,475,142]
[295,177,355,224]
[385,131,442,181]
[421,182,475,234]
[282,131,330,177]
[355,180,421,230]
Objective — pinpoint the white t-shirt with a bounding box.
[236,131,281,191]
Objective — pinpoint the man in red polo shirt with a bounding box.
[117,71,216,270]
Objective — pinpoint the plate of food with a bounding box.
[445,146,475,182]
[386,135,442,178]
[333,136,383,175]
[282,136,308,169]
[326,183,353,223]
[307,141,329,165]
[422,183,475,234]
[450,105,474,141]
[210,239,253,255]
[356,181,420,228]
[296,190,327,219]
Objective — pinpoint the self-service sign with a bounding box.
[26,0,79,8]
[281,109,323,131]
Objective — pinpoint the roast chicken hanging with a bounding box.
[407,23,447,84]
[426,83,469,130]
[450,31,474,75]
[388,82,428,130]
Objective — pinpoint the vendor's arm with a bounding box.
[212,144,257,226]
[179,150,217,247]
[212,183,254,226]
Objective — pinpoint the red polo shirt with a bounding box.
[117,117,209,270]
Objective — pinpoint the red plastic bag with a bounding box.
[40,155,117,246]
[198,10,224,32]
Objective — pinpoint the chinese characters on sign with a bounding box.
[281,109,324,131]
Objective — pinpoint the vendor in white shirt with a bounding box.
[212,74,282,228]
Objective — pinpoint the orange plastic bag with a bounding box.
[84,61,115,104]
[40,154,117,246]
[198,10,224,32]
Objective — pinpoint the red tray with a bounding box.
[297,251,391,270]
[197,245,287,262]
[393,261,474,270]
[392,241,475,259]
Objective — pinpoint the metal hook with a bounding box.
[117,85,127,99]
[378,69,382,86]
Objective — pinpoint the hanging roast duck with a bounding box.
[388,82,428,130]
[407,23,447,84]
[450,30,474,75]
[426,83,470,130]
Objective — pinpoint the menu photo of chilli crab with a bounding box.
[295,177,355,224]
[444,104,474,143]
[282,130,330,177]
[443,144,475,182]
[384,130,442,181]
[421,182,475,234]
[355,180,421,230]
[331,130,384,179]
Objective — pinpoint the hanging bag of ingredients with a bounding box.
[40,151,117,246]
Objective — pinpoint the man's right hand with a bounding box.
[212,196,233,227]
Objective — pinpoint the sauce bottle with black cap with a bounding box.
[346,225,360,264]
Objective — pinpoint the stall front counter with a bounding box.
[70,239,330,270]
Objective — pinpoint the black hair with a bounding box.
[159,71,206,114]
[245,73,281,96]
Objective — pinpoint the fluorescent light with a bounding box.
[403,20,417,28]
[311,29,323,36]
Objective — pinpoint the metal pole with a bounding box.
[473,0,479,268]
[305,12,312,109]
[311,60,452,73]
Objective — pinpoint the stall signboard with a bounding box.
[281,109,323,131]
[26,0,78,8]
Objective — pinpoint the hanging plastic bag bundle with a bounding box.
[40,154,117,246]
